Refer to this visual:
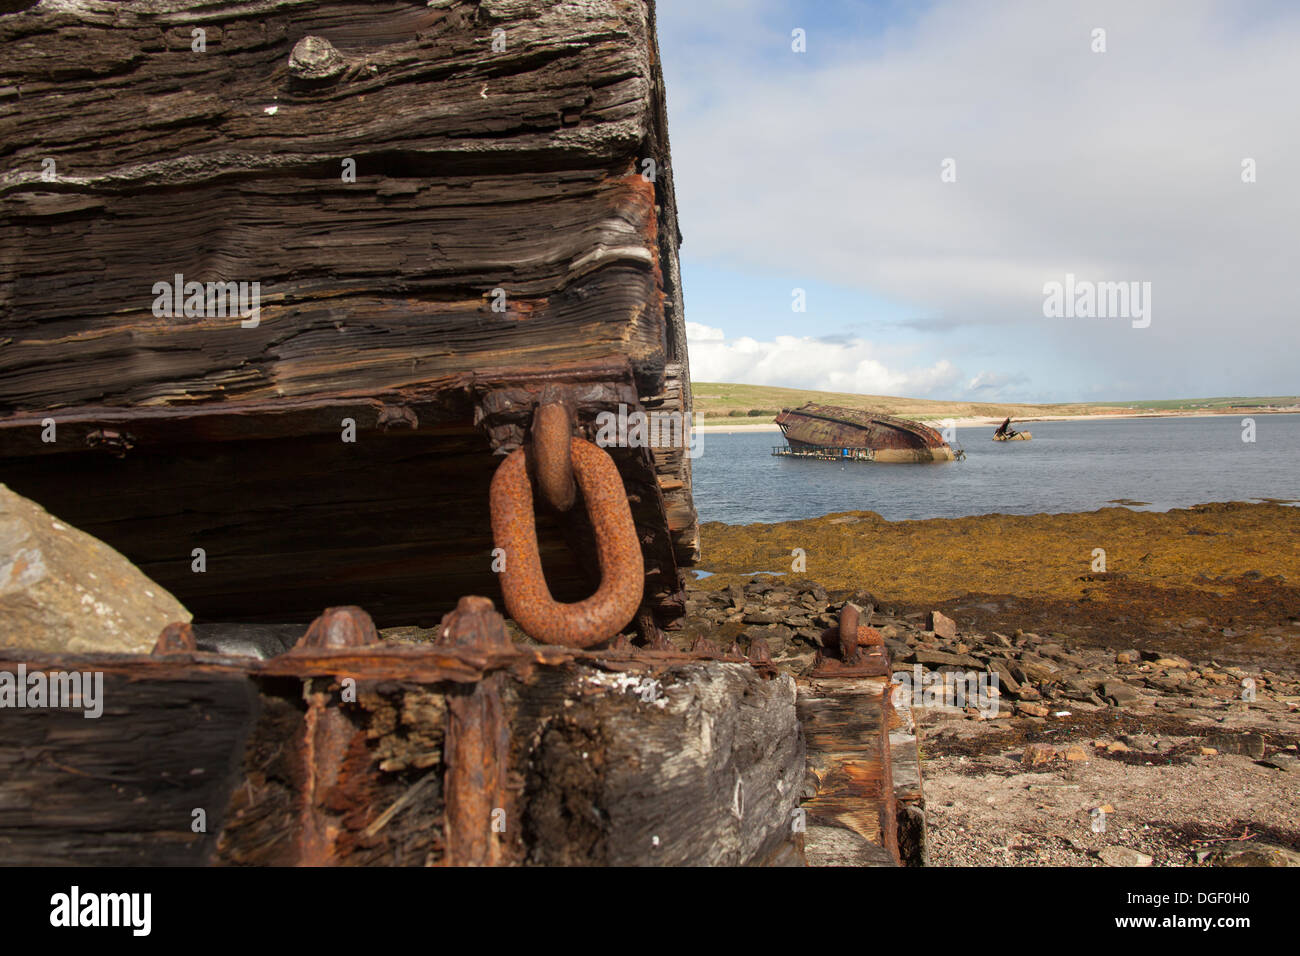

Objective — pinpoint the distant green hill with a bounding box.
[1090,396,1300,410]
[689,382,1300,426]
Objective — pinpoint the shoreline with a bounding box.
[676,502,1300,868]
[693,407,1300,433]
[691,504,1300,624]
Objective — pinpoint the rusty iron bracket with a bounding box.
[812,603,890,677]
[473,376,640,455]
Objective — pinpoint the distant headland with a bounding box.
[691,382,1300,431]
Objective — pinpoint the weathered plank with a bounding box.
[889,691,926,866]
[797,675,900,866]
[0,671,257,865]
[519,662,805,866]
[0,0,679,407]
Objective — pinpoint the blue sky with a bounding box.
[655,0,1300,402]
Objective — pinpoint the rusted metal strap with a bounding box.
[490,436,643,647]
[295,607,376,865]
[439,597,514,866]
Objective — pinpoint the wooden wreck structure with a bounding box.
[0,0,922,866]
[992,417,1032,441]
[776,403,955,463]
[0,599,924,866]
[0,0,696,632]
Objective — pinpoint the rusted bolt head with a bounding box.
[289,35,346,82]
[152,621,197,655]
[438,595,512,651]
[689,636,721,658]
[297,606,379,650]
[647,631,675,652]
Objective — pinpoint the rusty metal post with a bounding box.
[294,607,375,865]
[439,596,514,866]
[839,602,861,663]
[812,603,890,677]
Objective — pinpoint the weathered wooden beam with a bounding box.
[0,634,803,865]
[0,0,695,629]
[797,675,901,866]
[0,1,677,410]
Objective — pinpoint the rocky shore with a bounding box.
[6,478,1295,867]
[674,501,1300,866]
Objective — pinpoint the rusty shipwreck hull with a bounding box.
[776,403,955,463]
[0,0,696,631]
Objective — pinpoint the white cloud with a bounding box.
[966,370,1026,393]
[684,321,725,341]
[686,323,962,397]
[660,0,1300,398]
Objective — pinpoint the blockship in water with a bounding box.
[775,403,956,462]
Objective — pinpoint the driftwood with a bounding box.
[0,0,696,627]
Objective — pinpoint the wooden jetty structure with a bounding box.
[0,0,920,866]
[776,403,955,462]
[773,444,875,462]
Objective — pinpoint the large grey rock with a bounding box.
[913,648,983,669]
[1216,844,1300,867]
[1102,680,1143,707]
[0,484,190,654]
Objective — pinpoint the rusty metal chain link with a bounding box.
[489,434,643,647]
[532,401,576,513]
